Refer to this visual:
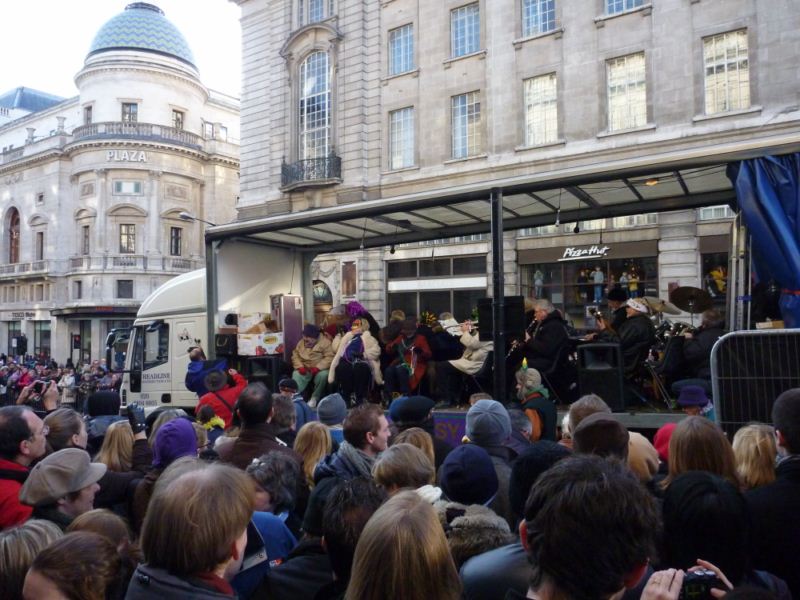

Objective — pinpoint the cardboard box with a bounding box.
[237,332,285,356]
[238,313,269,333]
[755,320,785,329]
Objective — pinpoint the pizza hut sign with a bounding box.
[558,245,611,261]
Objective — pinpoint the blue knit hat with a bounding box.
[153,418,197,468]
[389,395,434,424]
[317,393,347,426]
[439,444,499,506]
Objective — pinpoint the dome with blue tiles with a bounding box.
[87,3,196,68]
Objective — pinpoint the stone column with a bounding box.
[147,170,162,269]
[94,169,108,256]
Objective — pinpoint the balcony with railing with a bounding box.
[281,153,342,191]
[71,122,203,151]
[0,260,53,279]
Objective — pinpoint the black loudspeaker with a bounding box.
[577,343,625,412]
[243,356,285,392]
[477,296,525,342]
[215,334,237,357]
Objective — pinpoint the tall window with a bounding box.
[81,225,90,255]
[524,73,558,145]
[607,52,647,131]
[172,110,184,130]
[83,105,92,125]
[119,224,136,254]
[35,232,44,261]
[451,91,481,159]
[606,0,643,14]
[389,107,415,170]
[8,208,20,264]
[451,3,480,58]
[170,227,182,256]
[522,0,555,36]
[73,280,83,300]
[298,0,334,26]
[703,30,749,115]
[121,103,138,123]
[389,24,414,75]
[299,51,331,160]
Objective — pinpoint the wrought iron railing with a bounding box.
[71,122,203,150]
[281,153,342,189]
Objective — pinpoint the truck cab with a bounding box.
[109,269,207,409]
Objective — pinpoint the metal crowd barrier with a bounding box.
[710,329,800,436]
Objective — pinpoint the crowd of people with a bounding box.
[1,326,799,600]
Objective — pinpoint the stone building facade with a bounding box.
[0,3,239,361]
[234,0,799,325]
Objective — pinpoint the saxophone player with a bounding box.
[520,299,569,372]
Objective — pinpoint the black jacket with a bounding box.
[261,538,333,600]
[746,455,800,599]
[681,326,725,379]
[600,312,655,375]
[522,312,568,371]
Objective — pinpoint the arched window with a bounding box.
[299,51,331,160]
[7,208,20,264]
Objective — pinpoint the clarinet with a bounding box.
[506,318,540,359]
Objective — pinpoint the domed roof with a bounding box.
[87,3,196,68]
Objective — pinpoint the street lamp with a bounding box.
[178,211,217,227]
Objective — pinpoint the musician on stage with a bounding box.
[672,308,726,393]
[434,320,493,408]
[520,299,569,372]
[596,298,655,377]
[606,287,629,330]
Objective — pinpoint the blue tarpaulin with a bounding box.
[728,154,800,328]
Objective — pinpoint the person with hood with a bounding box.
[384,317,433,399]
[515,367,556,442]
[597,297,656,377]
[328,318,382,407]
[291,324,335,408]
[131,417,197,533]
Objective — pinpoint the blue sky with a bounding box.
[1,0,242,98]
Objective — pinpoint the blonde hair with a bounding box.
[0,519,63,600]
[192,422,208,449]
[294,422,333,488]
[372,443,435,492]
[393,427,435,467]
[732,423,777,490]
[95,421,134,472]
[662,416,739,490]
[345,491,461,600]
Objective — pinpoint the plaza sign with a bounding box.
[107,150,147,162]
[558,245,611,261]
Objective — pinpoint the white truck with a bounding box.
[106,268,207,409]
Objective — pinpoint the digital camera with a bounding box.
[679,569,723,600]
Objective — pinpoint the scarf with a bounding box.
[338,441,376,478]
[202,415,226,431]
[344,334,365,363]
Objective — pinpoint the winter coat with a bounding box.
[521,391,557,441]
[434,500,515,569]
[260,537,333,600]
[0,458,32,529]
[599,312,655,376]
[125,564,236,599]
[292,336,335,371]
[196,372,248,428]
[385,333,433,391]
[186,359,228,397]
[313,449,367,484]
[522,311,569,372]
[450,331,493,376]
[217,423,302,471]
[231,511,297,599]
[328,330,383,385]
[746,455,800,599]
[681,326,725,379]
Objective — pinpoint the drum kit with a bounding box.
[643,286,713,344]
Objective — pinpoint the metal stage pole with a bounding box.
[490,188,507,403]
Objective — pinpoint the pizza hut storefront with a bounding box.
[518,240,659,328]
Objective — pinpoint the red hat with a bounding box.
[653,422,677,463]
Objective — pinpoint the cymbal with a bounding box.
[669,286,713,313]
[642,296,681,315]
